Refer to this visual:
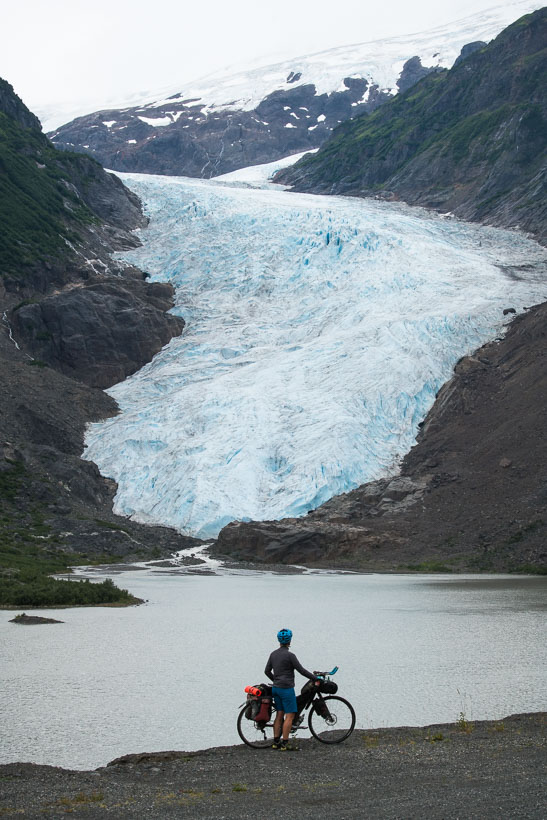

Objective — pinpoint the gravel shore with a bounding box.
[1,713,545,818]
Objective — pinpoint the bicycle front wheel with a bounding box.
[237,704,278,749]
[309,696,356,744]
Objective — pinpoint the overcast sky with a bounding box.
[1,0,533,111]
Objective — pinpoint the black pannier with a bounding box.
[296,692,311,712]
[319,680,338,694]
[301,680,316,695]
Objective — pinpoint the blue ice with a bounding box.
[84,172,547,538]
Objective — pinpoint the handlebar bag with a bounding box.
[319,680,338,694]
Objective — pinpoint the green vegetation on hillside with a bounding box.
[0,79,105,278]
[281,9,546,239]
[0,459,140,608]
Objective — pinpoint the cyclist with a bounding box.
[264,628,319,750]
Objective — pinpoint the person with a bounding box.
[264,628,319,750]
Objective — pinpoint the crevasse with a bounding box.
[83,169,547,538]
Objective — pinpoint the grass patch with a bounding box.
[509,564,547,575]
[0,460,140,607]
[0,574,141,608]
[56,792,105,808]
[363,734,380,748]
[0,79,103,279]
[506,519,544,545]
[94,519,128,532]
[426,732,445,743]
[406,560,454,572]
[456,712,475,734]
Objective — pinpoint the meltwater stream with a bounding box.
[84,162,547,537]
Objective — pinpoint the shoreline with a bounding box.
[1,712,545,818]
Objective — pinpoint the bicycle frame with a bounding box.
[237,666,355,747]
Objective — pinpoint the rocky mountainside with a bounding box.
[0,80,198,567]
[277,9,547,243]
[47,62,436,179]
[214,11,547,573]
[216,300,547,572]
[44,2,541,178]
[0,78,183,386]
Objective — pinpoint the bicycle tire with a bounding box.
[309,696,356,744]
[237,704,279,748]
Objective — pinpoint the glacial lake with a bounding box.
[1,564,545,770]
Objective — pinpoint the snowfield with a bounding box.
[37,0,543,132]
[84,171,547,537]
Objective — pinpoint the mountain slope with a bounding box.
[215,299,547,572]
[46,1,543,178]
[0,78,144,286]
[0,81,198,602]
[278,9,547,242]
[0,78,184,387]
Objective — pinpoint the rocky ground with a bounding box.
[0,713,544,818]
[215,300,547,572]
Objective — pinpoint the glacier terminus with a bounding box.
[83,161,547,538]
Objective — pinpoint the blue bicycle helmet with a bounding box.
[277,628,293,645]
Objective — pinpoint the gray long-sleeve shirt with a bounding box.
[264,646,316,689]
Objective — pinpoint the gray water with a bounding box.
[1,570,545,770]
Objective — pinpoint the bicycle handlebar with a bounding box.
[313,666,339,678]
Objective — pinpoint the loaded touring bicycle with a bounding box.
[237,667,356,748]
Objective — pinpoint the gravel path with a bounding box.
[1,713,545,818]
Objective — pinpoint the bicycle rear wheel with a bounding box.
[309,696,356,744]
[237,704,278,748]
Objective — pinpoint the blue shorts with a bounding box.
[272,686,297,714]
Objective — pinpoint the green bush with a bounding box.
[0,574,139,607]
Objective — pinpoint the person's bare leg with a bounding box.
[282,712,295,741]
[274,710,284,739]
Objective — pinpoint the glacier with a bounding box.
[84,166,547,538]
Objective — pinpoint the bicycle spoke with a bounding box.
[237,705,279,749]
[309,696,356,744]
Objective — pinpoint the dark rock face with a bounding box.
[453,41,486,66]
[12,278,183,389]
[0,78,42,131]
[277,10,547,243]
[396,57,442,93]
[1,79,198,560]
[216,302,547,571]
[48,60,439,178]
[1,76,184,388]
[0,329,200,559]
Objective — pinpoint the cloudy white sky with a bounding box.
[1,0,537,113]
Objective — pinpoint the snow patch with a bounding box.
[36,1,542,132]
[138,115,172,127]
